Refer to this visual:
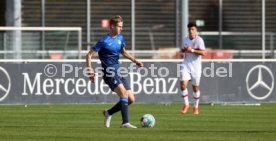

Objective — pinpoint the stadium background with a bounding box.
[0,0,275,104]
[0,0,276,59]
[0,1,276,141]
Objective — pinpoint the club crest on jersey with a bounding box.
[118,40,121,45]
[114,80,118,84]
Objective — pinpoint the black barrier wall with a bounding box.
[0,60,275,104]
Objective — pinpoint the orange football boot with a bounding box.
[181,104,190,114]
[193,108,199,115]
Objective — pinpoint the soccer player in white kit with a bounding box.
[180,22,206,115]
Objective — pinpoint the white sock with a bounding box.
[193,91,200,108]
[182,89,189,105]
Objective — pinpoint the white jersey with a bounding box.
[181,35,205,81]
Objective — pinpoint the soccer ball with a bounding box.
[140,114,155,128]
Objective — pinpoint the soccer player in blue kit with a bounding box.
[86,15,143,128]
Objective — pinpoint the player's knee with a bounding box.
[121,91,128,98]
[193,86,200,92]
[128,92,135,105]
[180,85,186,91]
[180,81,187,91]
[128,97,135,105]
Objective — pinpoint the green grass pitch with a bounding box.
[0,104,275,141]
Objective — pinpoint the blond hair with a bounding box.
[109,15,123,27]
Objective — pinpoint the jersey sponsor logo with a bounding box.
[246,65,274,100]
[0,67,11,102]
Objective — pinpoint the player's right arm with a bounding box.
[86,49,96,83]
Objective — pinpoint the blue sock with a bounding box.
[120,98,129,124]
[107,102,121,115]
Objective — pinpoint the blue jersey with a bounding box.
[92,34,126,68]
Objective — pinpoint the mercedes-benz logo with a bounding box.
[0,67,11,102]
[246,65,274,100]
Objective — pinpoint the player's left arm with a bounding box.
[120,47,144,67]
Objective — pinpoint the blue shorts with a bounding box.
[103,73,131,91]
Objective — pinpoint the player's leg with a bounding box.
[106,76,132,116]
[180,80,190,114]
[180,65,191,114]
[102,75,123,128]
[120,77,135,105]
[103,89,129,128]
[103,75,136,128]
[191,77,201,115]
[119,77,136,128]
[114,84,137,128]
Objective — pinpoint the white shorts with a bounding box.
[180,65,201,86]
